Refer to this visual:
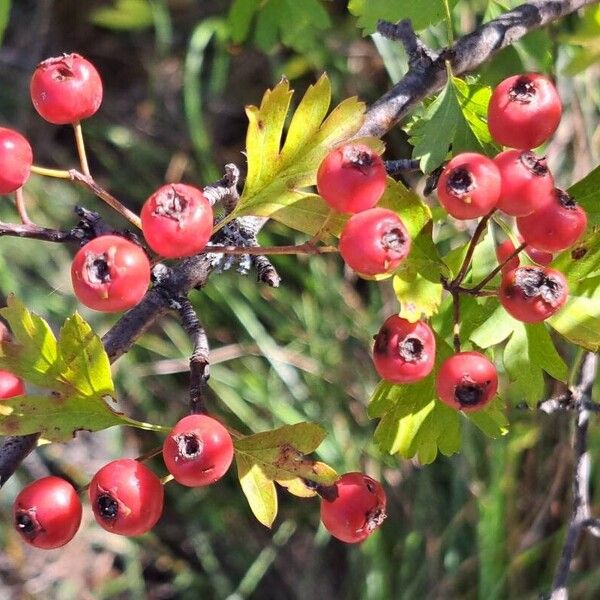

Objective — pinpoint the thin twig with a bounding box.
[465,242,526,294]
[72,121,90,177]
[451,290,461,352]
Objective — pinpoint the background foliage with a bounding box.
[0,0,599,598]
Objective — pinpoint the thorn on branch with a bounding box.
[376,19,438,72]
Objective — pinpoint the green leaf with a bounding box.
[227,0,261,43]
[0,0,11,45]
[221,75,376,235]
[560,6,600,75]
[0,296,162,441]
[408,77,497,173]
[547,229,600,350]
[393,271,443,322]
[348,0,457,34]
[234,423,338,526]
[467,396,509,438]
[569,166,600,227]
[89,0,153,30]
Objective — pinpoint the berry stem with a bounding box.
[69,169,142,229]
[14,188,32,225]
[443,0,454,44]
[452,290,461,353]
[72,121,91,177]
[30,165,72,179]
[466,242,527,294]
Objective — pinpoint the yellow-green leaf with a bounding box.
[235,453,278,528]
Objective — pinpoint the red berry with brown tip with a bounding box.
[436,352,498,413]
[141,184,213,258]
[500,265,568,323]
[163,414,234,487]
[373,315,435,384]
[71,235,151,313]
[320,472,387,543]
[317,144,386,213]
[89,459,164,536]
[493,150,554,217]
[436,153,501,220]
[13,476,82,549]
[30,53,103,124]
[517,189,587,253]
[488,73,561,149]
[339,208,411,277]
[0,128,33,194]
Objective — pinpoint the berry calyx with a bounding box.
[30,53,103,125]
[0,369,25,398]
[89,459,164,536]
[71,235,151,312]
[436,352,498,412]
[141,184,214,258]
[317,144,386,213]
[487,73,562,149]
[320,472,387,543]
[372,315,436,384]
[339,207,411,277]
[517,189,587,253]
[436,153,501,219]
[500,265,568,323]
[162,414,234,487]
[0,128,33,194]
[493,150,554,216]
[13,476,82,549]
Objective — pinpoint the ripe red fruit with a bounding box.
[436,352,498,412]
[500,265,568,323]
[496,239,521,273]
[526,245,553,266]
[0,128,33,194]
[30,53,103,125]
[339,208,411,277]
[493,150,554,216]
[517,189,587,253]
[141,184,213,258]
[372,315,435,384]
[487,73,561,149]
[0,370,25,398]
[317,144,386,213]
[71,235,151,312]
[436,153,501,219]
[89,459,164,536]
[163,414,234,487]
[320,472,387,543]
[13,476,82,549]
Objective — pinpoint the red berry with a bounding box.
[141,184,213,258]
[436,351,498,413]
[526,245,553,266]
[488,73,561,149]
[163,414,234,487]
[0,128,33,194]
[71,235,151,312]
[0,370,25,398]
[372,315,435,384]
[436,153,501,220]
[493,150,554,216]
[496,239,521,273]
[30,53,103,125]
[320,472,386,543]
[317,144,386,213]
[339,208,411,277]
[517,189,587,253]
[500,265,568,323]
[89,459,164,536]
[13,476,82,549]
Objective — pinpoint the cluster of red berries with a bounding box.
[314,75,581,414]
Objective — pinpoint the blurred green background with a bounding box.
[0,1,599,598]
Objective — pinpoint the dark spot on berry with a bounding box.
[97,493,119,521]
[153,186,189,225]
[175,433,203,459]
[365,480,375,493]
[382,227,407,254]
[446,166,474,197]
[398,336,424,363]
[344,146,375,175]
[554,188,577,210]
[373,327,390,356]
[15,510,40,538]
[455,382,486,406]
[519,152,548,177]
[509,76,536,103]
[571,246,587,260]
[514,267,564,305]
[84,252,111,284]
[364,505,387,533]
